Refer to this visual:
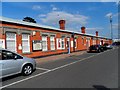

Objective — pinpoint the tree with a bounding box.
[23,17,37,23]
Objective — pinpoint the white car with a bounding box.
[0,48,36,78]
[106,45,113,49]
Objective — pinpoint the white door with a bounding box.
[67,38,70,54]
[22,34,30,53]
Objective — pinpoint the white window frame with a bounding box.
[56,38,61,49]
[61,38,65,49]
[86,38,90,48]
[50,36,55,50]
[22,34,30,53]
[42,35,48,51]
[6,32,16,52]
[56,38,65,50]
[93,39,96,45]
[74,38,77,48]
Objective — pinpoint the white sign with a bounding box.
[0,39,5,49]
[18,44,22,50]
[33,40,42,51]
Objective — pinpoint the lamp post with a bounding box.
[110,15,113,40]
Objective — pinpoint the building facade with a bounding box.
[0,17,112,58]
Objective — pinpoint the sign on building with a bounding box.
[71,41,73,47]
[32,40,42,51]
[0,39,5,49]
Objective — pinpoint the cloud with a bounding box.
[86,27,104,31]
[105,13,112,17]
[39,11,89,28]
[38,14,46,17]
[50,4,58,11]
[105,12,120,18]
[52,7,58,11]
[32,5,41,10]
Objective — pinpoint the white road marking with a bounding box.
[36,67,51,71]
[0,48,118,89]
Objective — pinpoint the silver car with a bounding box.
[0,48,36,78]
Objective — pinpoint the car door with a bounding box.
[2,50,23,77]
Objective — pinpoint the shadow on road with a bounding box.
[1,73,21,82]
[93,85,111,90]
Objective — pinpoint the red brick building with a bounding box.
[0,17,112,58]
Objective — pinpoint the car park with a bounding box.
[0,48,36,78]
[88,45,104,53]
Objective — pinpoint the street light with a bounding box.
[110,15,113,40]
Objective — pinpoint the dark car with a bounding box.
[112,42,120,46]
[88,45,104,53]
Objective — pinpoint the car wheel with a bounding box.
[22,64,33,76]
[101,49,104,52]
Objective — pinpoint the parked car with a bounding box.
[112,42,120,46]
[0,48,36,78]
[88,45,104,53]
[106,44,113,49]
[102,43,109,50]
[103,43,113,50]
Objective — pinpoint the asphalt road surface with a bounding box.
[1,47,119,89]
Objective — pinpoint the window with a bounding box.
[42,35,48,51]
[16,55,23,59]
[93,38,96,45]
[74,38,77,48]
[50,36,55,50]
[6,32,16,52]
[2,50,23,60]
[56,37,65,50]
[86,38,90,47]
[61,38,65,49]
[2,50,15,60]
[82,37,84,45]
[57,38,61,49]
[22,34,30,53]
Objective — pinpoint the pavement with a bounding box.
[35,51,86,64]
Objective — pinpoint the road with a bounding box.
[1,47,119,89]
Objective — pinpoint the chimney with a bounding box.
[59,20,65,30]
[81,26,86,34]
[96,31,98,36]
